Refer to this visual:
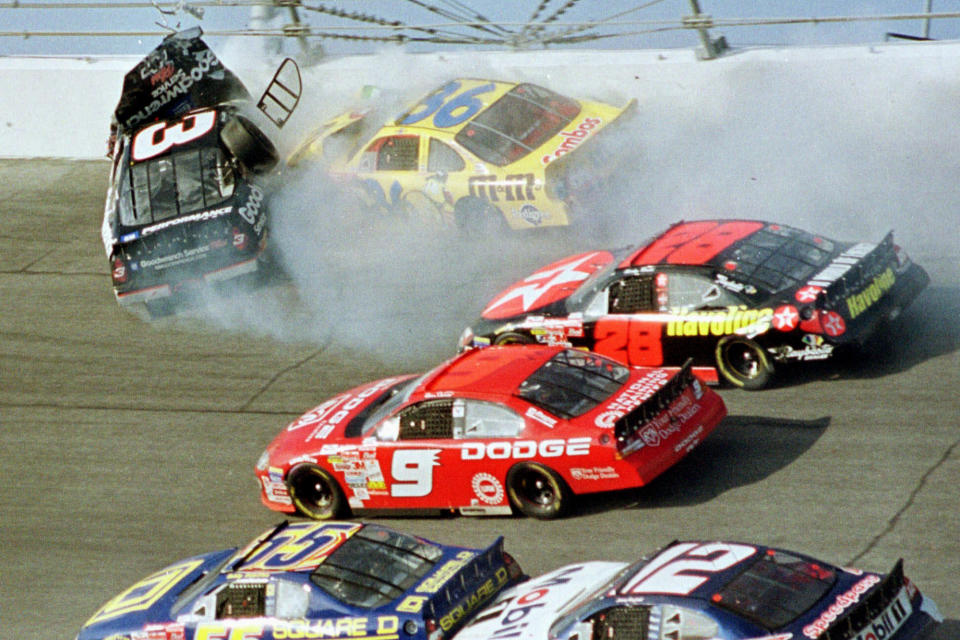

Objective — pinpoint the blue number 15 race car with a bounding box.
[76,521,523,640]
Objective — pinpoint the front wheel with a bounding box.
[506,462,571,519]
[715,336,773,390]
[494,332,535,346]
[286,464,348,520]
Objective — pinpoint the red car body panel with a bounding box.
[257,346,726,516]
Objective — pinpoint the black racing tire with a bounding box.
[221,115,279,174]
[453,197,507,235]
[506,462,571,519]
[493,332,535,346]
[286,464,348,520]
[715,336,774,390]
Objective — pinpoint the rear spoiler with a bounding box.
[614,359,696,453]
[818,560,906,640]
[815,231,897,311]
[424,537,519,636]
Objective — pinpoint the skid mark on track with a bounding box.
[849,434,960,566]
[239,346,330,411]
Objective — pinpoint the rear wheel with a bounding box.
[221,115,279,174]
[287,464,348,520]
[454,197,507,235]
[715,336,773,390]
[506,462,571,519]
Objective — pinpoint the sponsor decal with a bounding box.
[569,466,619,481]
[238,185,267,236]
[439,567,511,631]
[125,47,223,128]
[270,616,397,639]
[487,566,588,639]
[771,305,800,332]
[666,306,774,338]
[469,173,536,202]
[807,243,875,287]
[85,559,204,625]
[472,472,505,504]
[139,244,212,270]
[140,205,231,237]
[484,252,607,317]
[516,204,547,226]
[779,342,834,361]
[595,370,671,428]
[541,117,603,164]
[673,424,704,454]
[525,407,557,428]
[460,438,590,460]
[821,310,846,337]
[418,550,476,593]
[802,575,882,638]
[261,475,291,505]
[795,284,823,303]
[287,378,401,440]
[852,587,912,640]
[846,268,896,319]
[715,273,757,295]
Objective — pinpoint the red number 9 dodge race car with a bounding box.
[255,345,726,520]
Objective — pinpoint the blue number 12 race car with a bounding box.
[76,521,523,640]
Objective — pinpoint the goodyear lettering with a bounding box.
[666,306,774,337]
[272,617,370,639]
[802,575,881,638]
[541,117,602,164]
[846,267,895,319]
[460,438,590,460]
[439,567,510,631]
[417,550,476,593]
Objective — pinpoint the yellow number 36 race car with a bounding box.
[289,78,635,231]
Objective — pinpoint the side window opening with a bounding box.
[668,272,742,310]
[607,276,655,314]
[454,400,524,438]
[398,399,454,440]
[376,135,419,171]
[587,606,650,640]
[427,138,465,172]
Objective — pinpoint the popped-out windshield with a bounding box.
[455,83,580,166]
[119,144,235,227]
[310,525,443,609]
[713,549,837,629]
[517,349,629,418]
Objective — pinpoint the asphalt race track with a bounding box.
[1,159,957,639]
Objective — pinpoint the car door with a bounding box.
[352,134,424,215]
[371,397,524,511]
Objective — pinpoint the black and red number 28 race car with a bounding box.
[460,219,930,389]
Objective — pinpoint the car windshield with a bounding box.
[310,524,443,609]
[454,83,580,166]
[517,349,629,418]
[119,144,235,227]
[714,225,837,293]
[713,550,837,629]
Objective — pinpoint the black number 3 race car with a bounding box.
[460,219,929,389]
[102,28,300,316]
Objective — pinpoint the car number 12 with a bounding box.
[620,542,756,595]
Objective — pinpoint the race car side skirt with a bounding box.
[114,256,259,305]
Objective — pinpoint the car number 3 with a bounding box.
[390,449,440,497]
[620,542,757,595]
[131,109,217,161]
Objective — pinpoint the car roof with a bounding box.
[623,220,768,268]
[391,78,520,133]
[228,521,364,573]
[420,346,562,398]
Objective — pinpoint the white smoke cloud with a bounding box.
[185,44,960,367]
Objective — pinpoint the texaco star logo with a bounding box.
[821,311,846,336]
[795,285,822,303]
[772,305,800,331]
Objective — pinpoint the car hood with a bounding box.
[456,561,624,640]
[77,548,233,640]
[481,251,614,320]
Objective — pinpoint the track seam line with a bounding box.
[849,433,960,566]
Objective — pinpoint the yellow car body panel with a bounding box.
[292,78,635,230]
